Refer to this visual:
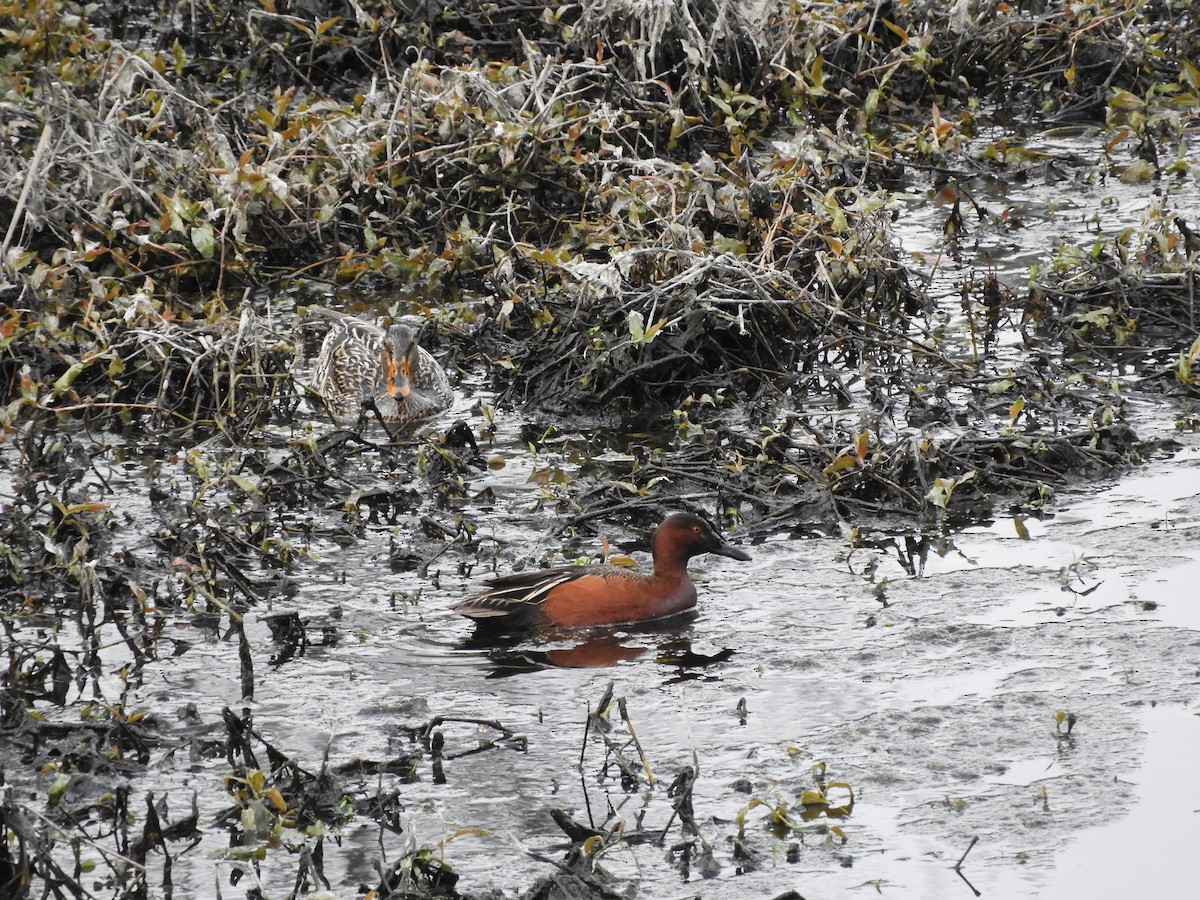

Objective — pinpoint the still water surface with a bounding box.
[117,422,1200,898]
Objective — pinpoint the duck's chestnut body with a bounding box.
[455,513,751,630]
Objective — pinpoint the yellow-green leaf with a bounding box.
[882,20,909,43]
[1109,89,1143,110]
[230,475,260,496]
[53,361,85,391]
[628,310,645,343]
[823,453,857,476]
[190,222,216,259]
[1009,396,1025,424]
[264,787,287,812]
[48,773,71,807]
[1183,60,1200,90]
[247,769,266,794]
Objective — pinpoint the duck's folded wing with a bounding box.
[454,566,586,618]
[414,346,454,408]
[310,318,384,397]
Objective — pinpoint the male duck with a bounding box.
[310,314,452,426]
[454,513,752,630]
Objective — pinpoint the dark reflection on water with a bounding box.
[456,614,736,679]
[263,611,343,667]
[479,633,649,676]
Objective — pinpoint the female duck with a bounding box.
[454,513,752,630]
[310,317,452,425]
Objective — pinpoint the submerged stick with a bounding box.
[955,835,977,871]
[580,701,596,829]
[617,697,655,786]
[954,835,982,896]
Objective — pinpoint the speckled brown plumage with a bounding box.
[310,316,452,425]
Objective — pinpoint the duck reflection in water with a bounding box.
[461,617,735,680]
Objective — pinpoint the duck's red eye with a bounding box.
[693,526,702,534]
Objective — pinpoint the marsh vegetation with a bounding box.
[2,0,1198,897]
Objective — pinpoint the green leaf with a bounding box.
[1066,306,1114,330]
[1119,159,1156,183]
[628,310,645,343]
[230,475,261,497]
[1108,89,1143,110]
[48,773,71,807]
[1183,60,1200,90]
[53,361,85,391]
[190,222,216,259]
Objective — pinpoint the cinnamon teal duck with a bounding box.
[454,513,752,630]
